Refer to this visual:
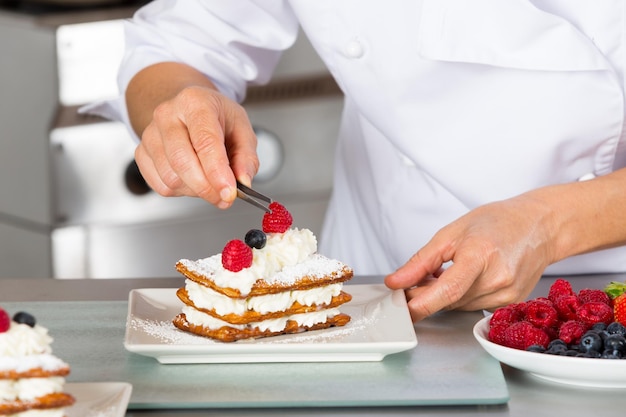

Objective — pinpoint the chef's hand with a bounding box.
[127,62,259,209]
[385,168,626,322]
[384,194,555,322]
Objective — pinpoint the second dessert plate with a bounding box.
[124,284,417,364]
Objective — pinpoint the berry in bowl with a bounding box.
[473,278,626,388]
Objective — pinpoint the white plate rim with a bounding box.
[65,382,132,417]
[473,315,626,388]
[124,284,417,363]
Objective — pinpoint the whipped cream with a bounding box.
[186,279,343,316]
[179,228,348,296]
[182,305,340,333]
[0,323,52,357]
[0,323,68,374]
[0,319,71,417]
[0,377,65,402]
[0,354,68,375]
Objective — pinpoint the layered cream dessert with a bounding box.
[173,202,353,342]
[0,309,75,416]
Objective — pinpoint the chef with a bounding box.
[89,0,626,321]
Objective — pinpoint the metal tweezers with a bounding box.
[236,181,272,213]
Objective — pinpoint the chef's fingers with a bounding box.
[384,248,449,290]
[156,89,235,208]
[404,257,485,322]
[211,94,259,188]
[134,124,194,197]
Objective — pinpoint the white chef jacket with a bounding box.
[95,0,626,276]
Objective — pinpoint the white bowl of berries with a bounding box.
[473,279,626,388]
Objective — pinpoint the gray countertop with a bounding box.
[2,273,626,416]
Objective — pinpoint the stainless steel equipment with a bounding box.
[0,4,343,278]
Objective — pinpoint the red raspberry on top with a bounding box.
[554,294,581,322]
[262,202,293,233]
[489,305,523,327]
[523,300,559,329]
[533,297,554,307]
[221,239,253,272]
[578,288,611,306]
[503,321,550,350]
[548,278,574,303]
[576,301,614,327]
[488,323,509,346]
[558,320,587,345]
[0,308,9,333]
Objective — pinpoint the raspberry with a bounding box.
[0,308,9,333]
[488,323,509,346]
[548,278,574,303]
[576,301,614,327]
[262,202,293,233]
[558,320,587,345]
[577,288,611,306]
[221,239,253,272]
[554,294,581,322]
[503,321,550,350]
[533,297,554,307]
[523,300,559,329]
[539,325,558,341]
[489,305,523,327]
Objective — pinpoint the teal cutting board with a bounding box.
[2,301,509,409]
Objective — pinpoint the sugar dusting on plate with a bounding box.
[129,313,377,345]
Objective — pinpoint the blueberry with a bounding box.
[546,344,567,355]
[601,350,622,359]
[579,332,603,353]
[606,322,626,336]
[244,229,267,249]
[577,350,601,358]
[546,339,568,354]
[604,334,626,354]
[599,330,610,342]
[591,322,607,332]
[12,311,36,327]
[548,339,567,349]
[526,344,545,353]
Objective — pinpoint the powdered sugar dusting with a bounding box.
[129,318,216,345]
[129,313,376,346]
[85,405,119,417]
[269,254,348,284]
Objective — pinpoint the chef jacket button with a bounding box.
[577,172,596,182]
[344,39,365,59]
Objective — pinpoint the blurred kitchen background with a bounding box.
[0,0,343,279]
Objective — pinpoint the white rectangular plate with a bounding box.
[66,382,132,417]
[124,284,417,364]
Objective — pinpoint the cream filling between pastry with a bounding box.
[182,305,341,333]
[0,376,64,402]
[186,280,343,316]
[0,355,69,374]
